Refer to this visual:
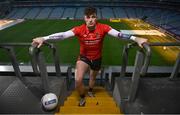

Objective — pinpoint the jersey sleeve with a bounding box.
[72,26,81,36]
[103,24,112,34]
[43,30,74,41]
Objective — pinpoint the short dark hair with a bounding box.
[84,6,97,16]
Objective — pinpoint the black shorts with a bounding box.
[79,55,101,71]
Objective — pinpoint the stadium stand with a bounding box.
[10,7,29,19]
[75,7,85,19]
[23,7,41,19]
[35,7,52,19]
[101,7,115,19]
[1,0,180,36]
[62,7,76,19]
[0,1,12,19]
[113,7,128,18]
[48,7,64,19]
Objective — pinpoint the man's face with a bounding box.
[84,13,97,29]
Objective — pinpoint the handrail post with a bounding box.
[140,43,151,76]
[170,53,180,79]
[29,45,50,93]
[52,45,61,77]
[29,46,39,75]
[2,46,23,79]
[120,42,137,77]
[129,50,144,102]
[29,42,62,93]
[37,51,50,93]
[43,42,61,77]
[120,45,129,77]
[67,66,72,90]
[100,67,104,86]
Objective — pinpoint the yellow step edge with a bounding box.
[71,90,109,93]
[67,97,114,101]
[71,92,110,95]
[70,94,111,98]
[71,91,109,94]
[64,99,117,104]
[83,86,107,90]
[63,100,117,106]
[70,92,111,97]
[71,87,107,92]
[58,107,121,114]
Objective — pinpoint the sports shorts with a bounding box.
[78,55,101,71]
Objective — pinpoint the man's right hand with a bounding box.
[31,37,45,48]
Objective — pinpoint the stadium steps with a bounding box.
[56,87,122,114]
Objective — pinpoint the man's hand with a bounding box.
[32,37,45,48]
[134,37,148,48]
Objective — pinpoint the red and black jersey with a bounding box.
[72,23,111,60]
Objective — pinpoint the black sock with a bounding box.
[89,88,93,92]
[80,94,85,99]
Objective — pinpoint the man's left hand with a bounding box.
[135,37,148,48]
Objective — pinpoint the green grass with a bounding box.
[0,19,174,66]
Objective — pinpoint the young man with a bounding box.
[32,7,147,106]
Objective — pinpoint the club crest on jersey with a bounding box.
[83,34,87,38]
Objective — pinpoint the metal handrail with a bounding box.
[148,42,180,46]
[0,46,23,79]
[0,43,35,84]
[127,42,180,102]
[29,42,61,77]
[120,42,142,77]
[0,43,31,47]
[29,42,62,93]
[141,42,180,76]
[0,43,32,80]
[121,42,180,77]
[0,42,61,80]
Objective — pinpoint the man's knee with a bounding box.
[90,70,99,80]
[89,75,96,81]
[75,78,83,84]
[75,76,83,87]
